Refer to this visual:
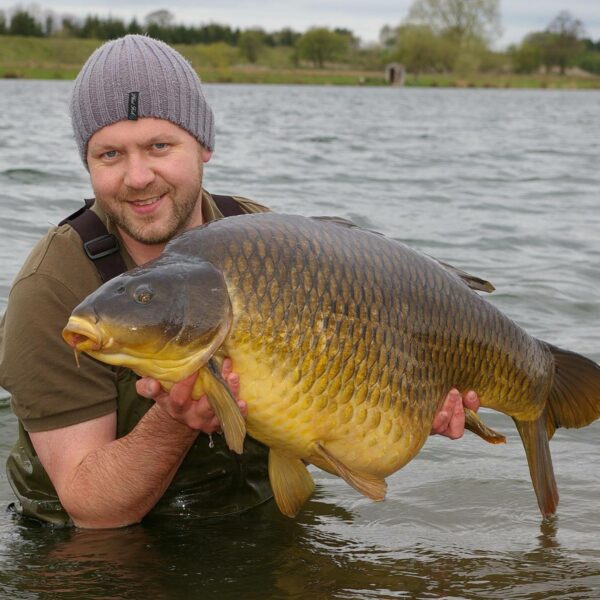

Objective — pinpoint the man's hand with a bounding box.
[430,389,480,439]
[136,358,247,433]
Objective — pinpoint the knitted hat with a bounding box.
[70,34,215,164]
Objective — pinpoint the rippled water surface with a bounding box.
[0,80,599,599]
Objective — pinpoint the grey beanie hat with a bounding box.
[70,34,215,163]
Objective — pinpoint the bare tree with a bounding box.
[406,0,501,45]
[144,9,175,29]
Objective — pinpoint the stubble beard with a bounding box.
[101,181,202,246]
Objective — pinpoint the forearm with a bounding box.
[62,404,198,528]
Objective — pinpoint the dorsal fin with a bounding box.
[310,215,384,236]
[434,258,495,293]
[311,215,360,228]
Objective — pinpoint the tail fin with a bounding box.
[516,343,600,518]
[544,343,600,439]
[513,415,559,517]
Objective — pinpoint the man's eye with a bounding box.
[153,143,168,150]
[102,150,118,159]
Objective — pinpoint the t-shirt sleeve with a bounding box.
[0,272,117,432]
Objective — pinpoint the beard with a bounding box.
[99,178,202,246]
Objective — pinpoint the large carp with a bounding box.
[63,214,600,518]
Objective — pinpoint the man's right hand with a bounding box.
[136,358,247,433]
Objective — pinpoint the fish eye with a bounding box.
[134,285,154,304]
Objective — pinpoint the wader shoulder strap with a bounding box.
[59,198,125,282]
[60,195,244,282]
[211,194,246,217]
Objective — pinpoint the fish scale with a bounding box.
[63,213,600,518]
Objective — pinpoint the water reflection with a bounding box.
[2,497,600,600]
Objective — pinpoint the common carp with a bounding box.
[62,214,600,518]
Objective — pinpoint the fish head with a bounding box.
[62,257,232,382]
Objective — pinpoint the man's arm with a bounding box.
[30,362,242,529]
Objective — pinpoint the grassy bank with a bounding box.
[2,36,600,89]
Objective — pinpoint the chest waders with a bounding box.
[7,196,272,525]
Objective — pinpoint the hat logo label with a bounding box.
[127,92,139,120]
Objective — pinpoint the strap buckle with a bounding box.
[83,234,120,261]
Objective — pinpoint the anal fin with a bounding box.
[465,408,506,444]
[513,413,559,518]
[313,442,387,501]
[194,359,246,454]
[269,449,315,517]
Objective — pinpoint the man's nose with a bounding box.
[123,155,155,189]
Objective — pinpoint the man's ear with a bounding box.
[201,147,213,163]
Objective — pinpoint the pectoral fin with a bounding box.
[465,409,506,444]
[313,442,387,501]
[269,449,315,517]
[194,359,246,454]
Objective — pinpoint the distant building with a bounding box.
[385,63,406,87]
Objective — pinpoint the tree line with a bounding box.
[1,2,599,75]
[0,7,358,68]
[383,1,600,76]
[0,8,299,47]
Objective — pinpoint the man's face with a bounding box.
[87,118,212,245]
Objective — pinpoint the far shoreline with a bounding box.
[2,67,600,90]
[1,36,599,90]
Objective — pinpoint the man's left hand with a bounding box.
[430,389,480,439]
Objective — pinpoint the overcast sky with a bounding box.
[5,1,600,48]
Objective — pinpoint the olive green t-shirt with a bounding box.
[0,190,273,524]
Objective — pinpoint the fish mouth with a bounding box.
[62,317,105,352]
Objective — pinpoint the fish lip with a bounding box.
[62,317,104,351]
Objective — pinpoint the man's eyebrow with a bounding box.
[89,134,180,151]
[89,141,118,152]
[146,134,179,144]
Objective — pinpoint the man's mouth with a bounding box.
[131,193,165,207]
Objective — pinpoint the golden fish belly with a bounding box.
[224,334,430,479]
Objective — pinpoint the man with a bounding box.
[0,35,479,528]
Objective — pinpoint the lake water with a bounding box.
[0,80,599,599]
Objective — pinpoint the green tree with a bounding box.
[0,11,6,35]
[520,13,586,75]
[508,40,542,74]
[128,18,143,35]
[103,17,127,39]
[578,51,600,74]
[80,15,102,38]
[60,16,81,37]
[238,28,266,63]
[270,27,300,47]
[9,10,44,36]
[545,11,585,74]
[406,0,501,45]
[296,27,349,68]
[392,24,456,74]
[334,27,360,49]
